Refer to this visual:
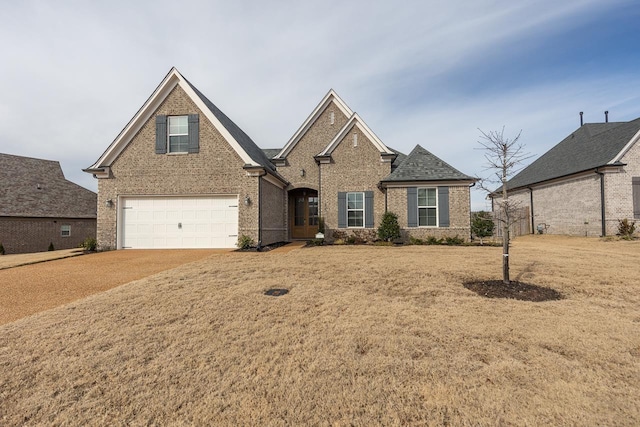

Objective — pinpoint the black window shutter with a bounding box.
[338,192,347,228]
[438,186,450,227]
[188,114,199,153]
[633,177,640,219]
[407,187,418,227]
[155,115,167,154]
[364,191,374,228]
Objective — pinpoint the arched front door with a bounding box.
[289,188,319,239]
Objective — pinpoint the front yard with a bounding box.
[1,236,638,425]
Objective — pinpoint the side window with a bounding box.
[633,177,640,219]
[61,225,71,237]
[156,114,199,154]
[347,192,364,227]
[168,116,189,153]
[417,188,438,227]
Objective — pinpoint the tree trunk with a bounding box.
[502,166,510,284]
[502,227,510,284]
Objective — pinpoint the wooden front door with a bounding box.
[290,190,319,239]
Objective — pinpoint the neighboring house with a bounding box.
[85,68,475,249]
[492,116,640,236]
[0,153,97,254]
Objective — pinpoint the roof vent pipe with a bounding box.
[605,111,609,123]
[580,111,584,126]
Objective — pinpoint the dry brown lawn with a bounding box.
[1,236,638,426]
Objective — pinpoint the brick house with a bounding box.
[85,68,475,249]
[492,116,640,236]
[0,153,97,254]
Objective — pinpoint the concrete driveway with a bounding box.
[0,249,229,325]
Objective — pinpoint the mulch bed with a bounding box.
[464,280,564,302]
[237,242,289,252]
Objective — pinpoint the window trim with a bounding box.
[347,192,365,228]
[167,115,189,153]
[61,225,71,237]
[417,187,438,227]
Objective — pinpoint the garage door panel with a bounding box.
[121,196,238,249]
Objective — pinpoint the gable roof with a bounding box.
[85,67,277,175]
[504,117,640,190]
[382,145,475,183]
[275,89,353,159]
[317,113,395,157]
[1,153,96,218]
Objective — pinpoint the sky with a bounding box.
[2,0,639,211]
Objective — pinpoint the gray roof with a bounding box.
[0,153,97,218]
[262,148,281,159]
[185,80,277,173]
[505,117,640,190]
[382,144,474,182]
[388,147,407,171]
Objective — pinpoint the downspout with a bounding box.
[528,187,534,234]
[469,182,475,240]
[318,161,322,222]
[258,176,263,247]
[595,169,606,237]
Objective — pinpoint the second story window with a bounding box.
[168,116,189,153]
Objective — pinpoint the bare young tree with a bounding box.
[477,127,532,284]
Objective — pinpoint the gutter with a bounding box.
[527,187,534,234]
[595,168,606,237]
[469,182,475,241]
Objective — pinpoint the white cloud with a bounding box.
[0,0,636,208]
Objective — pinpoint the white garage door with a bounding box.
[120,196,238,249]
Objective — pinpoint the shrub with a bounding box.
[48,242,55,251]
[345,235,357,245]
[377,211,401,242]
[426,236,443,245]
[617,218,636,239]
[409,236,424,245]
[0,242,4,255]
[307,238,324,246]
[237,235,254,249]
[317,217,325,234]
[82,237,98,252]
[471,211,495,245]
[444,235,465,246]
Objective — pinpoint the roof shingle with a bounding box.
[382,145,474,182]
[1,153,97,218]
[505,117,640,190]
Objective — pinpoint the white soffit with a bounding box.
[319,113,394,156]
[276,89,354,159]
[87,67,259,170]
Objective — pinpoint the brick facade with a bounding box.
[260,177,287,245]
[320,128,390,240]
[495,140,640,237]
[92,73,473,248]
[387,185,471,240]
[0,217,96,254]
[96,85,260,250]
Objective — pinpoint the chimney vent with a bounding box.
[580,111,584,126]
[605,111,609,123]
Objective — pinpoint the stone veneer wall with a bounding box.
[605,140,640,234]
[495,141,640,237]
[320,127,390,241]
[0,217,96,254]
[260,178,287,245]
[276,100,349,189]
[96,85,259,250]
[386,185,471,241]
